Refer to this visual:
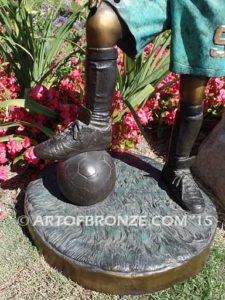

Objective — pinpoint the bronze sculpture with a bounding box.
[34,0,225,214]
[24,2,221,293]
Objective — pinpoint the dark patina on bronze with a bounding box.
[25,154,217,295]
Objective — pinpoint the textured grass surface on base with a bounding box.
[0,214,224,300]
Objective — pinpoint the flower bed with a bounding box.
[0,1,224,181]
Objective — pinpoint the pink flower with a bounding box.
[146,98,160,110]
[0,143,7,164]
[24,147,40,165]
[71,57,78,65]
[0,129,6,137]
[29,85,47,100]
[22,137,31,148]
[123,113,137,129]
[70,69,81,79]
[214,78,224,90]
[16,125,25,132]
[0,165,7,181]
[47,87,60,109]
[164,110,177,125]
[137,108,149,126]
[75,0,82,4]
[7,140,23,156]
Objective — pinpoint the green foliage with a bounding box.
[115,31,171,124]
[0,1,172,145]
[0,0,86,96]
[0,0,87,140]
[0,120,54,137]
[114,31,176,144]
[0,99,58,118]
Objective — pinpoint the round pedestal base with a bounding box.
[25,153,217,295]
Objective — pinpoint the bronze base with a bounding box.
[24,153,217,295]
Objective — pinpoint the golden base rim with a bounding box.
[25,205,214,296]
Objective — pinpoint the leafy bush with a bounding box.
[0,0,85,95]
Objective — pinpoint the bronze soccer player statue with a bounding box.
[34,0,225,214]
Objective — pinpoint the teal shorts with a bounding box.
[105,0,225,77]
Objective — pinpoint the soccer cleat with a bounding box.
[162,102,205,214]
[162,158,205,214]
[34,47,118,161]
[34,120,112,161]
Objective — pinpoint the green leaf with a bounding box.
[0,0,86,93]
[115,31,171,127]
[114,84,155,123]
[0,99,58,119]
[0,121,54,137]
[0,135,24,142]
[124,99,149,145]
[13,153,25,165]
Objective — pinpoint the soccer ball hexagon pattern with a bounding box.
[57,151,116,206]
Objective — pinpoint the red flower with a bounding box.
[29,85,48,100]
[24,147,40,165]
[0,143,7,164]
[7,139,23,156]
[22,137,31,148]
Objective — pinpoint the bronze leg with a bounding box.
[162,75,209,214]
[34,3,127,161]
[86,2,123,48]
[82,2,123,127]
[180,75,209,106]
